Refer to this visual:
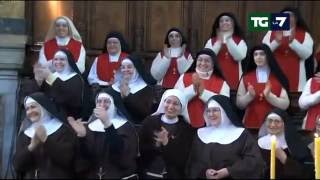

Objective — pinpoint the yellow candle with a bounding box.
[315,133,320,179]
[270,135,276,179]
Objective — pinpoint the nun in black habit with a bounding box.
[257,108,312,179]
[33,48,86,120]
[186,95,264,179]
[107,54,156,124]
[68,89,139,179]
[13,92,77,179]
[139,89,195,179]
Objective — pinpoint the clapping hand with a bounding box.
[263,81,272,98]
[67,117,87,137]
[163,44,171,59]
[275,31,283,43]
[120,79,130,98]
[94,107,111,128]
[247,82,256,97]
[153,126,169,147]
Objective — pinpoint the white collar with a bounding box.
[161,114,179,124]
[53,71,77,81]
[256,66,270,83]
[88,117,127,132]
[258,133,288,150]
[197,126,244,144]
[109,52,121,62]
[24,118,63,137]
[55,36,71,46]
[195,68,213,80]
[169,47,182,58]
[199,99,244,144]
[112,67,147,94]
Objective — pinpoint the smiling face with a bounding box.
[219,15,234,32]
[106,37,121,55]
[53,51,68,73]
[205,106,222,127]
[196,54,213,73]
[168,31,182,48]
[55,18,69,38]
[25,102,42,123]
[266,114,284,135]
[253,49,267,67]
[163,95,182,119]
[120,60,135,80]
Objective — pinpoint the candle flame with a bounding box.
[271,135,276,141]
[315,133,319,138]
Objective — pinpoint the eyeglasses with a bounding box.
[206,108,221,113]
[56,23,68,28]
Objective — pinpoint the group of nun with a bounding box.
[12,6,320,179]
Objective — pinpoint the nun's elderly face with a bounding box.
[266,114,284,135]
[205,106,221,127]
[53,51,68,73]
[96,96,111,110]
[164,96,182,119]
[168,31,182,48]
[196,54,213,73]
[219,15,234,32]
[253,50,267,67]
[25,102,42,123]
[121,59,135,80]
[107,37,121,55]
[55,18,69,38]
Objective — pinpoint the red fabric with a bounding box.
[304,78,320,130]
[183,73,224,128]
[243,71,282,129]
[211,36,242,90]
[270,29,305,92]
[44,38,82,62]
[96,52,128,82]
[160,51,191,88]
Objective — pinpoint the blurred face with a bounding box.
[284,11,296,29]
[168,31,182,48]
[53,52,68,72]
[164,96,182,119]
[253,50,267,67]
[267,115,284,135]
[206,107,221,127]
[219,15,234,32]
[107,38,121,55]
[121,60,135,80]
[55,18,69,38]
[196,54,213,73]
[96,96,111,110]
[25,102,42,123]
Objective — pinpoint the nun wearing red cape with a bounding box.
[257,108,312,179]
[186,95,265,179]
[67,88,139,179]
[13,92,77,179]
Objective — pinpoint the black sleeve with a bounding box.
[13,134,37,174]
